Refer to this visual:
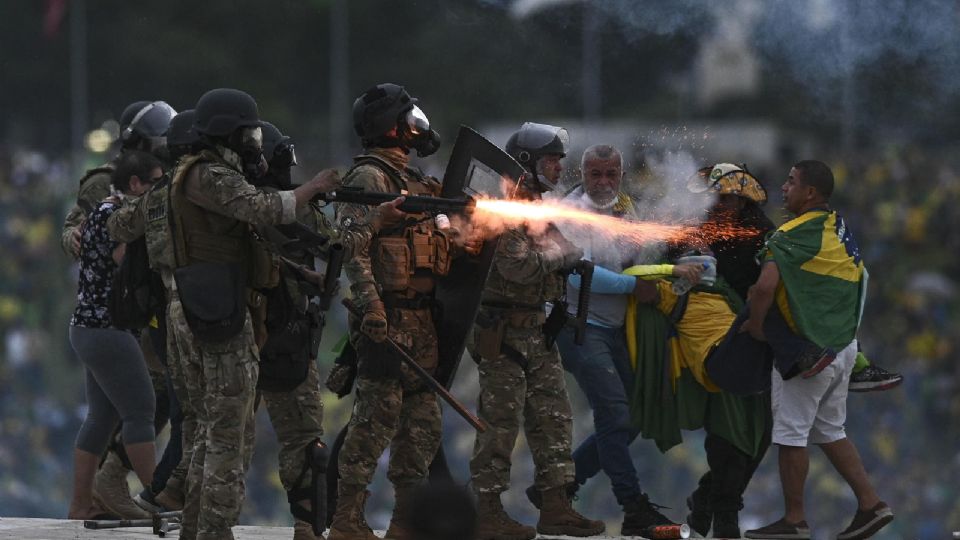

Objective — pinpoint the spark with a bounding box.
[472,198,758,245]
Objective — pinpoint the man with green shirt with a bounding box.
[743,160,893,540]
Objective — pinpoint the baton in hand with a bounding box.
[342,298,486,433]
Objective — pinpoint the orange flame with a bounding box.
[471,198,758,246]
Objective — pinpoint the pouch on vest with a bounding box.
[110,237,165,330]
[174,261,247,342]
[248,233,280,290]
[374,237,411,291]
[258,276,314,392]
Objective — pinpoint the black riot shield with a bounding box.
[433,126,523,388]
[423,127,523,484]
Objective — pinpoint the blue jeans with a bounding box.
[557,323,641,505]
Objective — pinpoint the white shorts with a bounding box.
[771,339,858,446]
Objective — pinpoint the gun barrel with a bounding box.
[323,188,475,215]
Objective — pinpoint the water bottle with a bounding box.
[671,255,717,295]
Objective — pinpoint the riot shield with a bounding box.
[433,126,523,388]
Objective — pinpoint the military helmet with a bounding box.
[687,162,767,205]
[261,121,297,169]
[166,109,198,148]
[119,100,152,133]
[352,83,417,140]
[194,88,261,137]
[505,122,569,167]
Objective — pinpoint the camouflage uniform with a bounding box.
[163,145,297,540]
[256,194,377,530]
[470,225,576,494]
[333,147,454,517]
[62,162,115,257]
[108,176,195,507]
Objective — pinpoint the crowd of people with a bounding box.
[0,83,957,540]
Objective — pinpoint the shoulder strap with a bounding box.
[168,153,210,267]
[347,155,406,193]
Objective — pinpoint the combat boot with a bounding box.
[153,476,185,511]
[293,520,322,540]
[384,485,414,540]
[475,492,536,540]
[536,485,605,537]
[328,485,378,540]
[93,452,150,519]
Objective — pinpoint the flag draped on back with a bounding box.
[764,210,865,351]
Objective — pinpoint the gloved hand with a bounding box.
[360,300,388,343]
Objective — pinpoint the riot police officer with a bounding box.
[329,83,464,540]
[62,100,176,258]
[162,88,338,540]
[254,121,404,540]
[469,122,604,539]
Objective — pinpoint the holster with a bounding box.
[325,340,358,398]
[542,300,570,348]
[174,261,247,342]
[474,311,505,361]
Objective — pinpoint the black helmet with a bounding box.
[352,83,417,140]
[119,100,152,133]
[505,122,568,167]
[261,121,297,170]
[166,109,199,161]
[194,88,261,137]
[121,101,176,148]
[167,109,198,148]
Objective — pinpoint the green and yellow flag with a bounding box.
[764,210,866,351]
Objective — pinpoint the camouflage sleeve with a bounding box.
[185,164,297,225]
[60,172,112,258]
[491,227,565,285]
[334,165,394,312]
[301,202,376,261]
[106,197,146,243]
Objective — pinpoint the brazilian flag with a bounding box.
[624,275,767,457]
[764,210,866,351]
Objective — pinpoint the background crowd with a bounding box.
[1,141,957,538]
[2,1,959,539]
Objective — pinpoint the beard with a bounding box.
[586,187,617,208]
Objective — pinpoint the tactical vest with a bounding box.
[142,178,175,273]
[168,152,278,289]
[350,155,453,297]
[482,226,565,307]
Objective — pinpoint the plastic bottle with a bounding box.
[671,255,717,295]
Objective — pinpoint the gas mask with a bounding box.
[398,106,440,157]
[264,141,298,190]
[229,126,268,180]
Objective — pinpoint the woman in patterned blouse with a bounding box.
[67,151,163,520]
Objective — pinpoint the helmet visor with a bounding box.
[404,106,431,135]
[130,101,177,138]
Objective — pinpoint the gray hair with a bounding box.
[580,144,623,176]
